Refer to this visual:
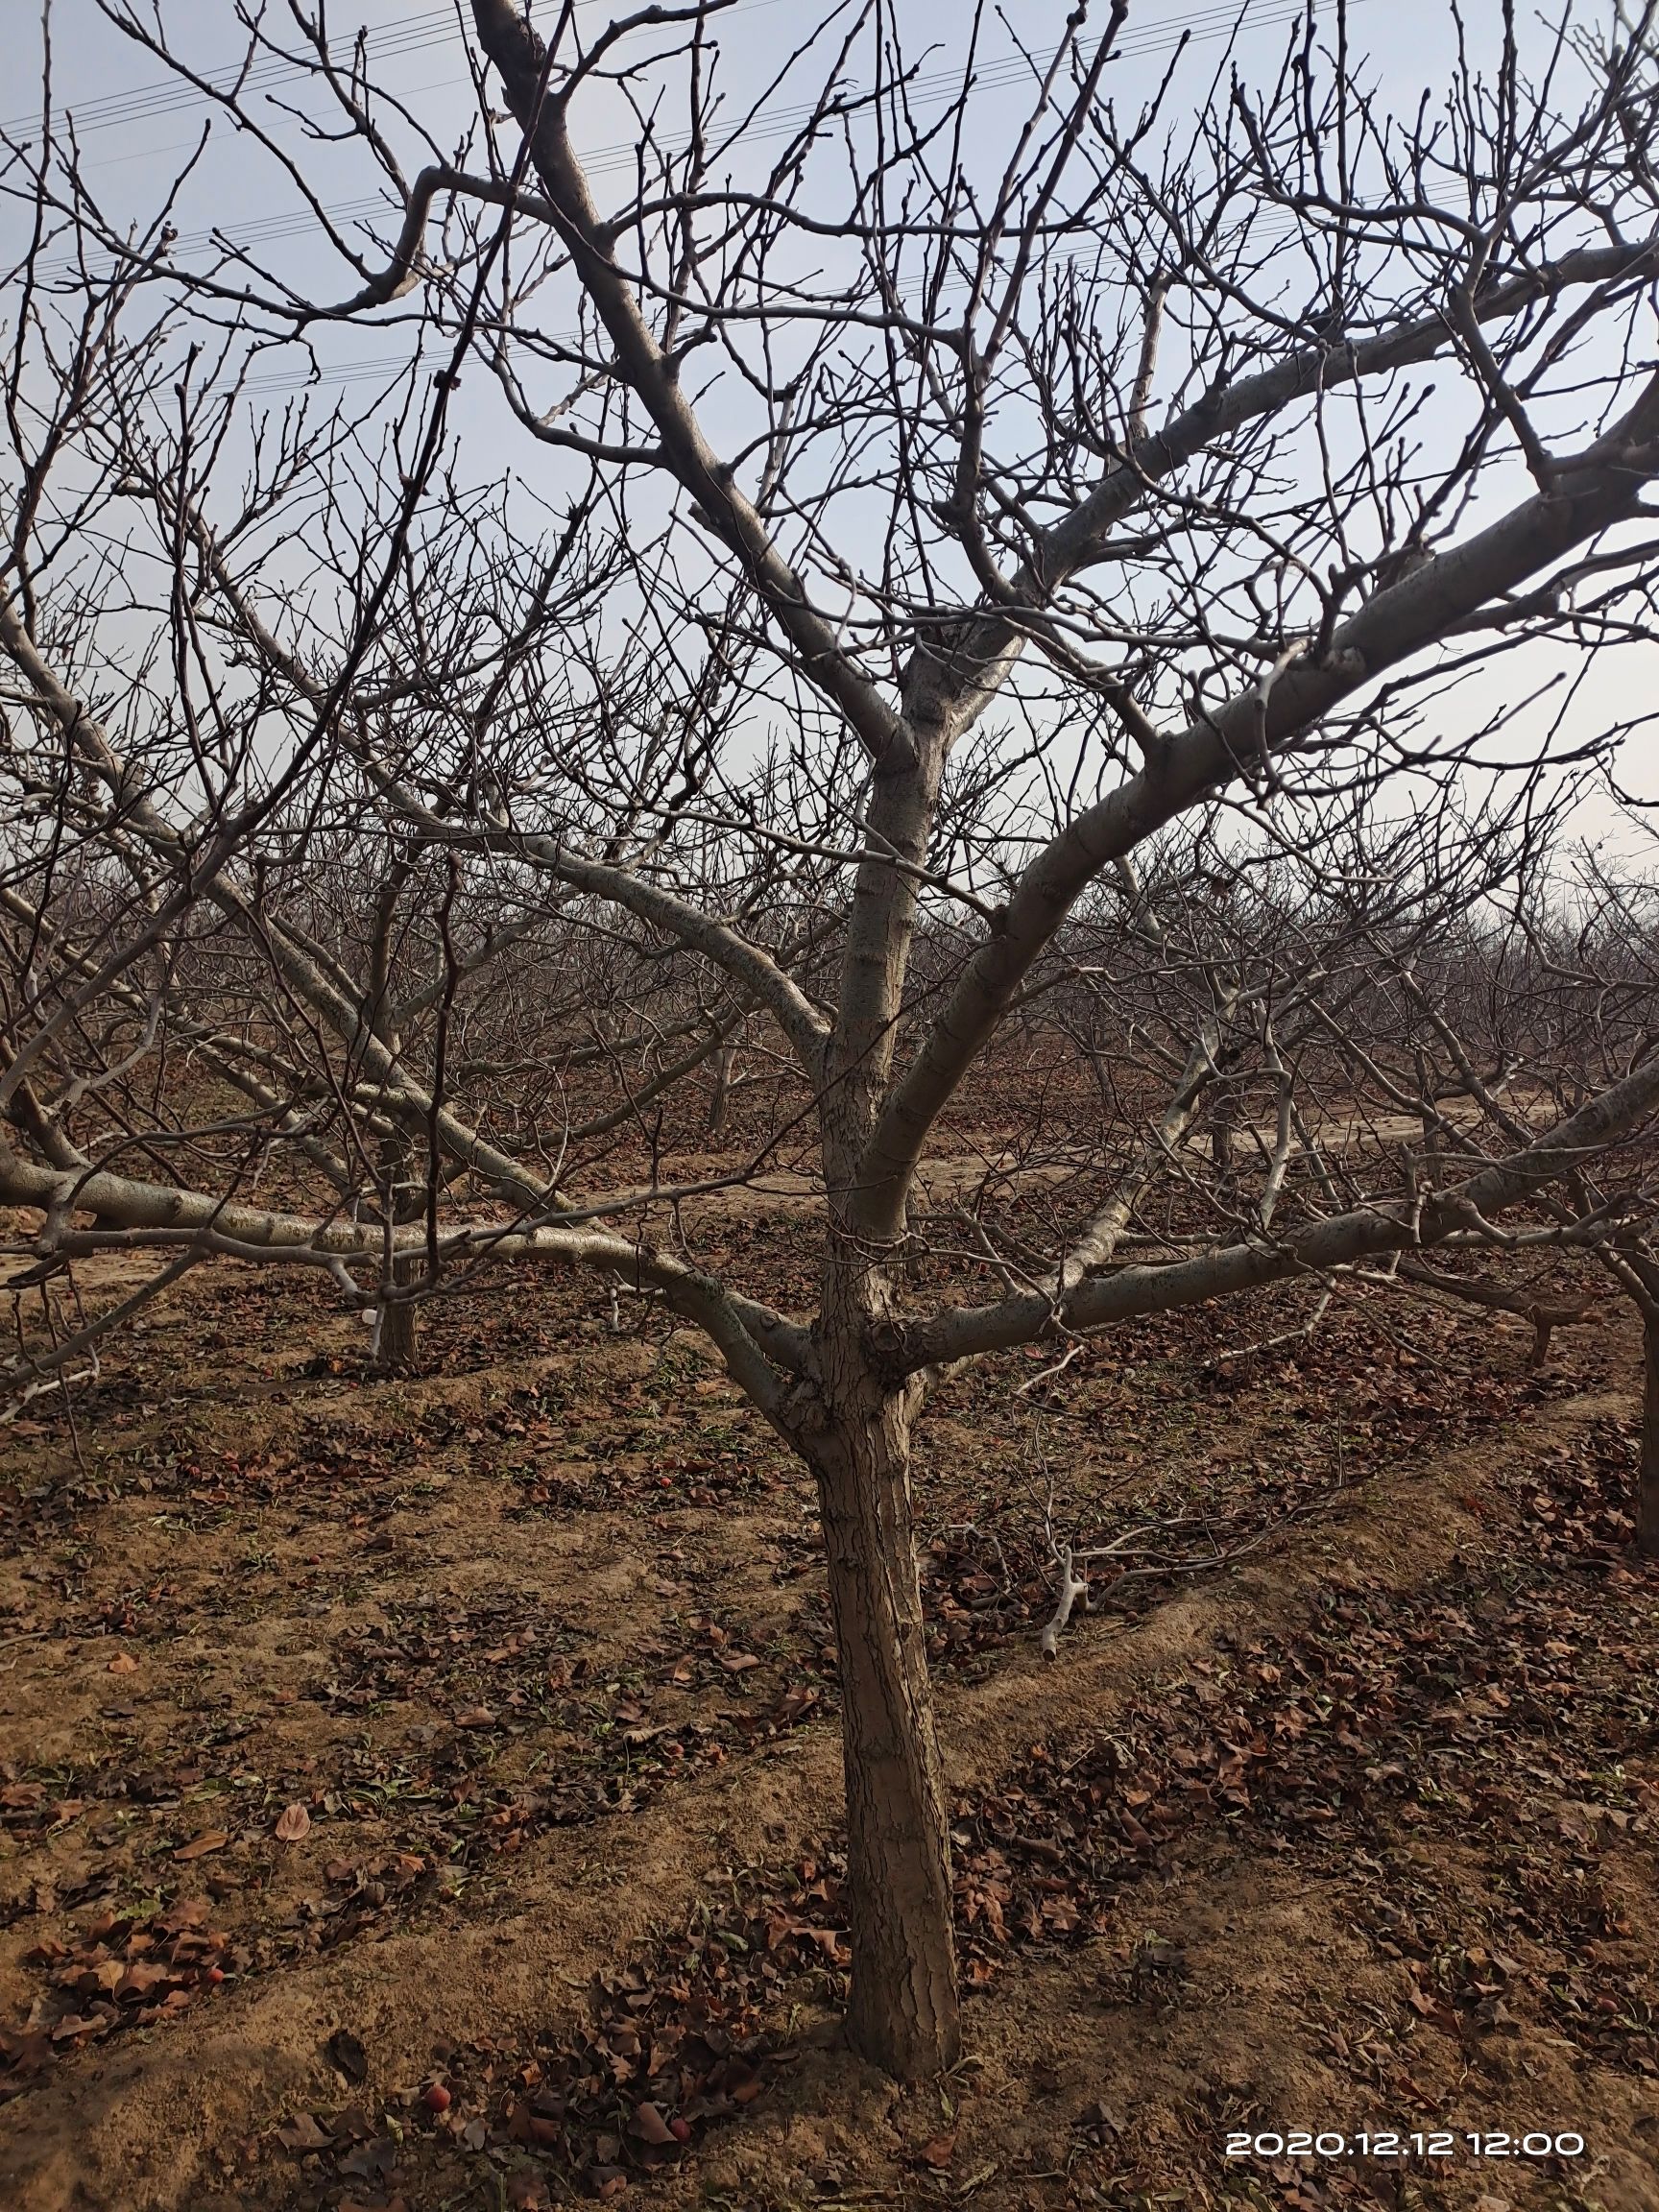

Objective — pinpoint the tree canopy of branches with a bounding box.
[5,0,1659,2076]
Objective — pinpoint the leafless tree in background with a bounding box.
[1342,842,1659,1555]
[5,0,1659,2072]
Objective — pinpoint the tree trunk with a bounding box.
[1641,1304,1659,1560]
[1208,1085,1235,1193]
[374,1248,421,1373]
[373,1125,421,1375]
[803,1362,961,2078]
[706,1044,736,1140]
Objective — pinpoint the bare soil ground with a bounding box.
[0,1226,1655,2212]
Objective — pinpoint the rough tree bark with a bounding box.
[1642,1305,1659,1561]
[1208,1087,1236,1193]
[371,1121,422,1375]
[796,1237,960,2079]
[374,1251,421,1374]
[368,870,421,1374]
[706,1045,737,1141]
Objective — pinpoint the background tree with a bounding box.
[1341,846,1659,1554]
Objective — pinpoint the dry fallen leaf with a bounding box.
[276,2112,332,2152]
[275,1802,311,1842]
[106,1652,139,1675]
[325,2027,369,2082]
[173,1830,229,1863]
[630,2101,675,2147]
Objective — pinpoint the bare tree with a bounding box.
[1347,848,1659,1552]
[6,0,1659,2075]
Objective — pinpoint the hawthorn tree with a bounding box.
[6,0,1659,2075]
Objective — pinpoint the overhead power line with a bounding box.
[2,0,791,142]
[92,0,1320,272]
[26,0,1369,401]
[11,0,1356,151]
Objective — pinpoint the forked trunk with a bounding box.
[1641,1305,1659,1560]
[804,1365,961,2079]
